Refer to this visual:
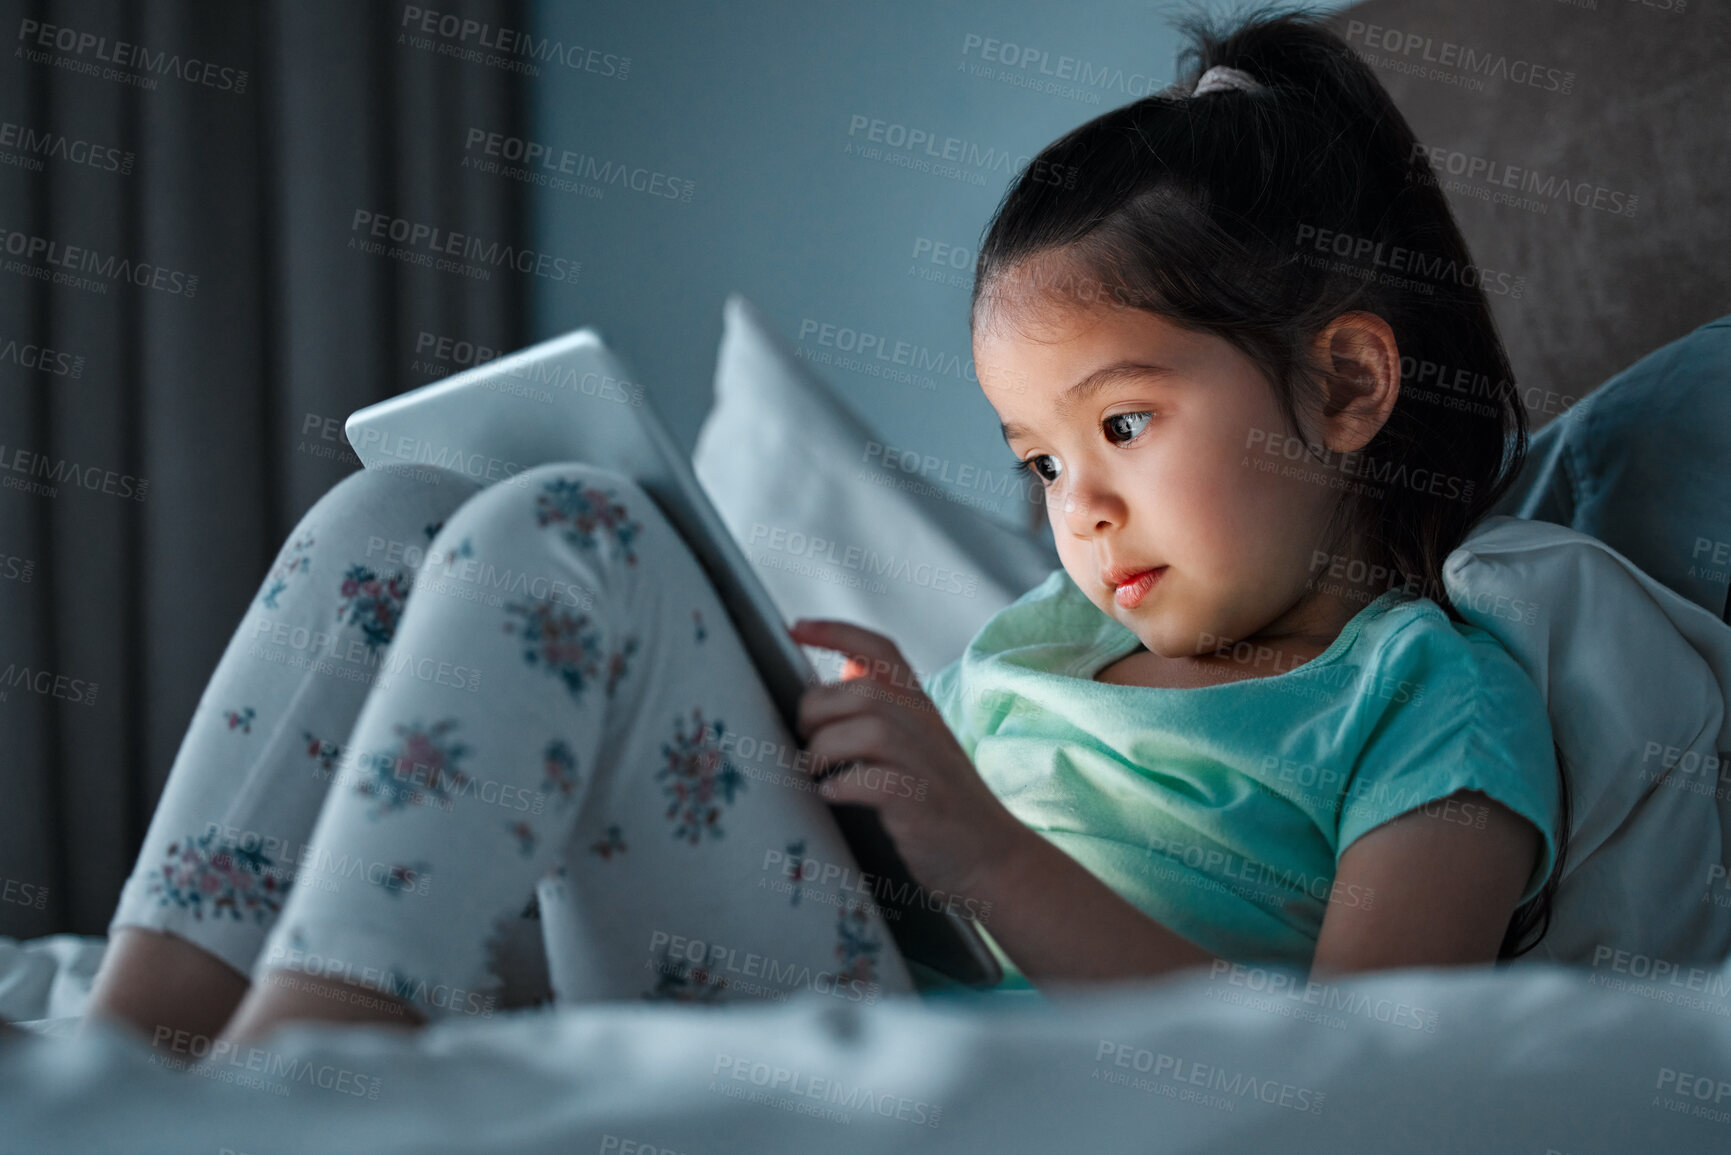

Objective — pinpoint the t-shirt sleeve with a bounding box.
[922,654,977,759]
[920,568,1069,762]
[1336,625,1561,907]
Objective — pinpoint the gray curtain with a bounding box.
[0,0,528,937]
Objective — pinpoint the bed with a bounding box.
[4,302,1730,1154]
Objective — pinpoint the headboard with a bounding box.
[1328,0,1731,432]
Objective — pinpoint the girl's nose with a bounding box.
[1059,477,1121,537]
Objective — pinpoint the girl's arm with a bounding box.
[790,619,1541,987]
[883,784,1538,988]
[941,807,1220,984]
[790,618,1218,985]
[1308,789,1540,976]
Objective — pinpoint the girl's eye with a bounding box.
[1009,412,1151,487]
[1104,411,1153,443]
[1011,454,1061,485]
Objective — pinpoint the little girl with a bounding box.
[83,5,1567,1046]
[895,5,1571,989]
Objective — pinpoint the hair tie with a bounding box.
[1191,65,1261,96]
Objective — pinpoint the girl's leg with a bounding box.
[224,461,914,1041]
[84,463,486,1046]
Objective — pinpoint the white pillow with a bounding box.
[1445,515,1731,968]
[693,294,1060,680]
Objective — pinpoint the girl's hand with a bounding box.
[788,618,1023,902]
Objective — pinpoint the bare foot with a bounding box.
[81,927,250,1052]
[220,968,424,1046]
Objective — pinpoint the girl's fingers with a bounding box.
[799,712,895,779]
[794,676,925,740]
[814,764,871,807]
[788,619,919,689]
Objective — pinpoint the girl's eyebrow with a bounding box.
[998,361,1177,444]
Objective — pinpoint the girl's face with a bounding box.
[975,283,1370,660]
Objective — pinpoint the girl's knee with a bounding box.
[300,465,487,559]
[252,465,486,621]
[435,462,673,572]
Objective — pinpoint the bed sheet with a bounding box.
[4,934,1731,1154]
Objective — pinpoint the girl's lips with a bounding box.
[1113,567,1165,610]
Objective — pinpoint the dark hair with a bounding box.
[971,3,1566,959]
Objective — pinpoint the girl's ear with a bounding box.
[1312,311,1401,455]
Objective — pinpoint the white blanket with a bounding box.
[4,934,1731,1153]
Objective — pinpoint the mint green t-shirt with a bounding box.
[923,568,1561,992]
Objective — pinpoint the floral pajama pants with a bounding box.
[108,460,914,1022]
